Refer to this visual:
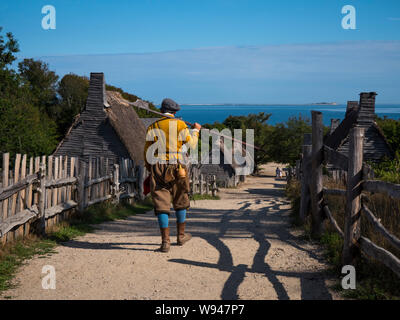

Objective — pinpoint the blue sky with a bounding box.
[1,0,400,103]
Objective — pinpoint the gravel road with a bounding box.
[1,163,340,300]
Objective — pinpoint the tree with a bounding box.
[18,58,59,117]
[56,73,89,135]
[376,116,400,153]
[0,27,58,156]
[267,115,312,166]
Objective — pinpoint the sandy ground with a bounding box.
[0,163,340,300]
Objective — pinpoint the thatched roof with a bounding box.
[141,118,160,129]
[105,91,147,163]
[53,73,147,164]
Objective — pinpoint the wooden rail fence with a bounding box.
[0,153,219,245]
[0,154,145,245]
[299,111,400,277]
[190,166,218,197]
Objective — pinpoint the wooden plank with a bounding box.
[0,174,38,201]
[87,194,112,207]
[113,164,120,204]
[18,155,27,212]
[17,154,26,239]
[47,156,53,209]
[34,157,40,205]
[100,157,104,198]
[52,157,59,206]
[299,144,312,223]
[88,157,92,202]
[323,188,346,196]
[37,164,46,235]
[362,204,400,252]
[24,157,34,236]
[311,111,324,238]
[343,127,364,265]
[323,145,349,171]
[10,153,21,216]
[0,205,38,238]
[45,200,77,219]
[63,156,68,203]
[359,236,400,278]
[78,160,87,212]
[27,157,34,208]
[323,204,344,238]
[363,180,400,200]
[58,156,63,204]
[1,153,9,244]
[69,157,76,201]
[96,158,100,201]
[46,177,77,188]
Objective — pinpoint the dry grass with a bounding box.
[286,176,400,299]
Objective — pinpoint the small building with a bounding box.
[324,92,393,179]
[196,139,250,187]
[53,72,147,167]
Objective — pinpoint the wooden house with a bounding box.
[196,139,250,187]
[324,92,393,179]
[53,73,147,167]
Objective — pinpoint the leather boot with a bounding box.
[159,227,170,253]
[177,222,192,246]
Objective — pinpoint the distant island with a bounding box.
[181,102,339,106]
[309,102,338,106]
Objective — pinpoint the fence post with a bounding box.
[138,164,145,201]
[299,133,312,224]
[78,159,87,213]
[311,111,324,238]
[212,175,217,197]
[113,164,120,204]
[199,174,204,195]
[343,127,364,265]
[37,164,46,236]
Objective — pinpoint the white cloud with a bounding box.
[37,41,400,104]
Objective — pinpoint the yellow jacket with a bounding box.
[144,114,199,168]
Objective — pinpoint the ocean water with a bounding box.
[177,104,400,126]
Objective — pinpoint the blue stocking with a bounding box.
[175,209,186,223]
[157,213,169,228]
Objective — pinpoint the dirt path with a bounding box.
[1,163,340,300]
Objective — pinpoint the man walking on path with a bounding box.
[144,98,201,253]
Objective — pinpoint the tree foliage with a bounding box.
[0,27,58,156]
[0,26,160,156]
[204,113,313,169]
[56,73,89,135]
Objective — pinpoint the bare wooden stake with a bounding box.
[311,111,325,238]
[299,142,312,224]
[343,127,364,265]
[37,164,46,236]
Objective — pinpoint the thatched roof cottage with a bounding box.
[53,72,147,166]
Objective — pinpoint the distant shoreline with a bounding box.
[180,103,339,106]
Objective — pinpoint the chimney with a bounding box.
[86,72,108,113]
[357,92,377,126]
[330,119,340,134]
[345,101,359,117]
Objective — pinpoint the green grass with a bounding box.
[191,194,220,201]
[0,200,153,294]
